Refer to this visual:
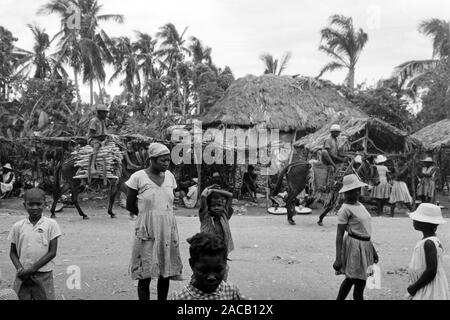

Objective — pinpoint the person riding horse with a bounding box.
[321,124,348,170]
[87,104,109,174]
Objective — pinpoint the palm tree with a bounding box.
[317,14,368,89]
[393,19,450,88]
[259,52,292,76]
[109,37,140,108]
[14,24,66,79]
[39,0,124,107]
[155,23,191,116]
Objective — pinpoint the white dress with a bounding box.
[408,237,449,300]
[126,170,183,280]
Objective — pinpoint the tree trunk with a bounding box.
[347,66,355,90]
[90,78,94,107]
[97,79,104,104]
[74,69,81,112]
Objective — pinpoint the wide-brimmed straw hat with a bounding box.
[409,203,447,225]
[339,174,368,193]
[2,163,12,170]
[375,155,387,164]
[421,157,434,163]
[330,124,341,132]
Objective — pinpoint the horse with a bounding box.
[271,160,312,225]
[49,147,143,220]
[271,156,379,226]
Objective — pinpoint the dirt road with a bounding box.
[1,198,449,300]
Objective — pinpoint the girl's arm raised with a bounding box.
[407,240,438,296]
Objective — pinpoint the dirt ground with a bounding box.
[1,194,450,300]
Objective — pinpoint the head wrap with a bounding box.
[148,143,170,159]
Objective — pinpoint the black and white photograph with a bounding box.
[1,0,450,305]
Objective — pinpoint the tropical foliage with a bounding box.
[318,15,368,89]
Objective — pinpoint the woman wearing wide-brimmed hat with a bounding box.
[406,203,449,300]
[126,143,183,300]
[417,157,437,204]
[0,163,16,199]
[370,155,392,215]
[333,174,379,300]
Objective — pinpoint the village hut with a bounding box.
[200,74,365,201]
[294,115,418,156]
[293,115,421,207]
[412,119,450,191]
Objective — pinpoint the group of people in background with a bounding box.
[370,155,437,216]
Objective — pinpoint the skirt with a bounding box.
[340,235,375,280]
[417,178,435,198]
[389,181,413,204]
[370,182,391,200]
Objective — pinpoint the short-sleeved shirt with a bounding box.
[87,117,107,142]
[8,217,62,272]
[169,281,245,300]
[337,202,372,238]
[375,165,390,184]
[183,185,198,209]
[323,137,338,156]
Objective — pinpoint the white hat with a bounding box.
[409,203,447,225]
[375,155,387,164]
[339,174,368,193]
[148,143,170,159]
[421,157,434,163]
[192,178,199,184]
[354,155,363,164]
[2,163,12,170]
[96,104,109,112]
[330,124,341,132]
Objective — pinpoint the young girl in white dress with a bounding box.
[407,203,449,300]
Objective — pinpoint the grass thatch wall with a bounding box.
[202,75,365,132]
[411,119,450,151]
[294,116,417,154]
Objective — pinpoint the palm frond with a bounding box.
[317,61,345,78]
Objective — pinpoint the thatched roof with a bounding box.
[294,116,418,154]
[411,119,450,151]
[202,75,365,131]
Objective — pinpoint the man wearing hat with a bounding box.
[321,124,347,170]
[0,163,16,199]
[87,104,109,173]
[417,157,437,203]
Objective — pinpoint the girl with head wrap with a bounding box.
[125,143,183,300]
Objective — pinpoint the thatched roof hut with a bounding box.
[202,75,365,132]
[294,116,418,154]
[411,119,450,151]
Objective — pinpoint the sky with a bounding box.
[1,0,450,102]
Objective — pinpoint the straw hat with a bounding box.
[2,163,12,170]
[330,124,341,132]
[421,157,434,163]
[409,203,447,225]
[96,104,109,112]
[375,155,387,164]
[339,174,368,193]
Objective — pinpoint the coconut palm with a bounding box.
[393,19,450,88]
[38,0,124,106]
[109,36,141,108]
[317,14,368,89]
[155,23,191,115]
[13,24,66,80]
[259,52,292,76]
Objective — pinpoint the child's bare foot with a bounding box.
[288,219,296,225]
[317,221,324,226]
